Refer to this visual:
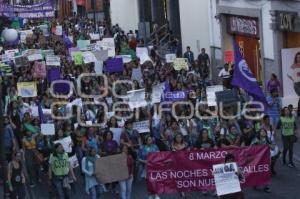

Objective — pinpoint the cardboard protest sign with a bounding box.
[173,58,189,71]
[47,68,61,83]
[32,61,46,79]
[165,54,176,63]
[41,123,55,135]
[105,58,124,73]
[69,155,79,168]
[109,128,123,145]
[77,40,91,50]
[17,82,37,97]
[92,50,108,61]
[53,136,72,153]
[0,63,12,76]
[72,52,83,65]
[133,120,150,133]
[97,38,115,57]
[46,55,61,66]
[83,51,97,64]
[95,154,129,184]
[213,163,241,196]
[89,33,100,40]
[27,53,43,62]
[55,25,63,36]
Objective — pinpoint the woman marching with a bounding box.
[277,107,297,168]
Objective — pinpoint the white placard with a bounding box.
[136,47,148,57]
[54,136,73,153]
[94,60,103,74]
[46,55,61,66]
[106,111,114,119]
[133,120,150,133]
[69,155,79,168]
[116,55,132,64]
[90,33,100,41]
[165,53,176,63]
[5,49,19,60]
[97,38,115,57]
[131,67,143,81]
[27,54,43,61]
[83,51,97,64]
[213,162,241,196]
[206,85,224,106]
[127,89,148,109]
[55,25,63,36]
[110,128,123,145]
[41,123,55,135]
[151,83,165,104]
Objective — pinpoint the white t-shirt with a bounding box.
[218,69,231,79]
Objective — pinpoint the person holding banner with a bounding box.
[277,107,297,168]
[82,147,101,199]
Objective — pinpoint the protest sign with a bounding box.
[77,40,91,50]
[32,61,46,79]
[27,53,43,61]
[17,82,37,97]
[116,55,132,64]
[68,47,80,55]
[46,55,61,66]
[83,51,97,64]
[164,91,187,102]
[206,85,224,106]
[95,153,129,184]
[110,128,123,145]
[42,49,54,58]
[136,47,148,57]
[94,61,103,74]
[72,52,83,65]
[47,68,61,83]
[90,33,100,41]
[213,162,241,196]
[165,54,176,63]
[14,55,29,68]
[69,155,79,168]
[86,43,97,51]
[127,89,148,109]
[54,136,72,153]
[173,58,189,71]
[224,50,234,63]
[105,58,124,73]
[19,30,33,43]
[0,63,12,76]
[147,145,271,194]
[41,123,55,135]
[152,83,165,104]
[55,26,63,36]
[38,24,49,36]
[97,38,115,57]
[133,120,150,133]
[5,49,19,60]
[93,50,108,61]
[131,67,143,81]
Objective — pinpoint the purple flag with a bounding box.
[63,34,73,48]
[105,58,124,73]
[231,40,266,106]
[47,68,60,83]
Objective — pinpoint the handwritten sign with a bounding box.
[90,33,100,40]
[17,82,37,98]
[55,25,63,36]
[27,53,43,62]
[69,155,79,168]
[46,55,61,66]
[165,54,176,63]
[83,51,97,64]
[97,38,115,57]
[173,58,189,71]
[77,40,91,50]
[72,52,83,65]
[54,136,72,153]
[133,120,150,133]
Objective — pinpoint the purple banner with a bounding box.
[0,0,55,18]
[105,58,124,73]
[47,68,60,83]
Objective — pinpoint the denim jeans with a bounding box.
[89,185,100,199]
[52,176,70,199]
[10,185,26,199]
[119,176,133,199]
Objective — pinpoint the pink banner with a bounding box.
[147,145,271,194]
